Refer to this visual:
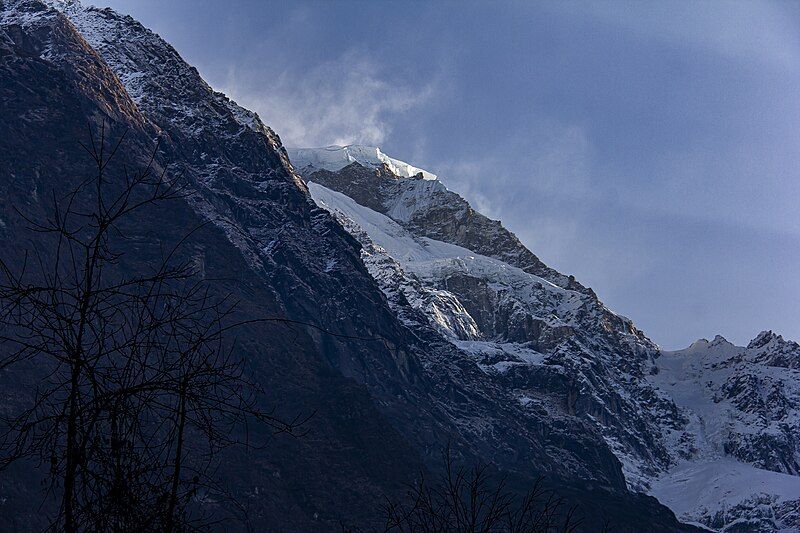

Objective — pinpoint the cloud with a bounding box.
[438,122,595,212]
[432,122,597,270]
[218,49,438,148]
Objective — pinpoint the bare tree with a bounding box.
[378,447,583,533]
[0,124,302,532]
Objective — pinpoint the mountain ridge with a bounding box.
[299,147,800,531]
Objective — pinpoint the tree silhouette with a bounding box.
[377,447,584,533]
[0,124,303,531]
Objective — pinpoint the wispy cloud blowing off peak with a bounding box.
[218,49,438,148]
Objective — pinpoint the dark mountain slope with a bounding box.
[0,3,422,529]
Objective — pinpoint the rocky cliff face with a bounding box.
[295,148,800,532]
[0,1,697,530]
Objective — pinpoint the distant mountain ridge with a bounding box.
[650,332,800,529]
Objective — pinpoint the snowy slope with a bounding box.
[310,182,481,340]
[651,459,800,532]
[309,182,588,332]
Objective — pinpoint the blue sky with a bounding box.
[97,0,800,349]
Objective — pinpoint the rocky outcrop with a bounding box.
[747,330,800,369]
[301,160,587,291]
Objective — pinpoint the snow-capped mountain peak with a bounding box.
[650,332,800,529]
[680,335,737,358]
[287,145,438,181]
[748,330,790,350]
[297,147,800,531]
